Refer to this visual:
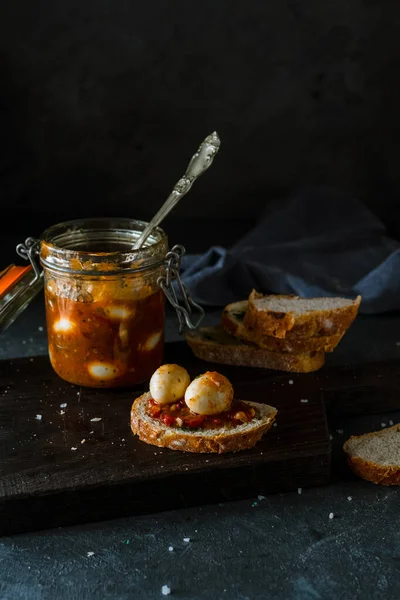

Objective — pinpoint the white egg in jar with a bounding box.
[150,364,191,405]
[184,371,234,416]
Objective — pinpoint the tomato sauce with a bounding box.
[45,279,165,387]
[147,398,256,430]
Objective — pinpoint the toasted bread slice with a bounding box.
[244,290,361,339]
[131,392,277,453]
[185,326,325,373]
[343,424,400,486]
[222,301,345,353]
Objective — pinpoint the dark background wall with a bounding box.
[1,0,400,238]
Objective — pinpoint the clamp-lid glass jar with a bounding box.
[41,218,168,387]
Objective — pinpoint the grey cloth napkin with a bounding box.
[180,188,400,314]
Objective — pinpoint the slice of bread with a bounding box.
[244,290,361,339]
[131,392,277,453]
[222,301,344,353]
[185,326,325,373]
[343,424,400,486]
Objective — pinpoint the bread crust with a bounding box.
[244,290,361,339]
[343,425,400,486]
[131,393,277,453]
[185,326,325,373]
[222,301,344,353]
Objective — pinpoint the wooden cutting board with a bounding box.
[0,345,398,536]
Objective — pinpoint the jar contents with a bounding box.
[45,273,165,387]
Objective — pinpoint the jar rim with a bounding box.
[39,217,168,275]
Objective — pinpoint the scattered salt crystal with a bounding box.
[329,434,333,440]
[288,379,294,385]
[336,429,344,435]
[168,546,174,552]
[60,410,65,415]
[396,341,400,346]
[71,447,77,451]
[258,495,265,501]
[300,399,308,404]
[183,537,190,543]
[87,552,94,557]
[298,487,302,495]
[29,358,34,362]
[329,512,334,519]
[90,417,102,422]
[38,326,44,332]
[273,422,278,427]
[389,420,394,426]
[347,496,353,501]
[381,423,386,428]
[81,439,86,444]
[161,585,171,596]
[122,438,125,442]
[35,415,42,420]
[22,340,26,345]
[60,403,67,408]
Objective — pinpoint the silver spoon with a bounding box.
[133,131,221,250]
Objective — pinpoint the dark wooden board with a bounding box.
[0,343,331,536]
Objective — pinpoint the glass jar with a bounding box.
[0,218,204,388]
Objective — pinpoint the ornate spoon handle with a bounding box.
[133,131,221,250]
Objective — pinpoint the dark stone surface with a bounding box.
[1,296,400,599]
[1,1,400,235]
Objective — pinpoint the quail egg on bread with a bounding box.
[184,371,234,416]
[150,364,191,405]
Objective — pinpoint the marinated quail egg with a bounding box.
[149,364,191,405]
[184,371,234,416]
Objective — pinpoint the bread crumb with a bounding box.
[90,417,102,422]
[298,488,302,495]
[35,415,42,420]
[168,546,174,552]
[347,496,352,501]
[183,537,190,543]
[288,380,294,385]
[329,512,334,519]
[87,552,94,557]
[161,585,171,596]
[300,399,308,404]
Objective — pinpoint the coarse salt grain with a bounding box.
[329,512,334,519]
[336,429,344,435]
[35,415,42,420]
[288,380,294,385]
[298,488,302,495]
[273,422,278,427]
[381,423,386,428]
[183,537,190,543]
[60,403,67,408]
[161,585,171,596]
[38,326,44,332]
[90,417,102,422]
[300,399,308,404]
[168,546,174,552]
[87,552,94,557]
[389,420,394,426]
[258,495,265,501]
[71,447,77,451]
[347,496,353,501]
[60,410,65,415]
